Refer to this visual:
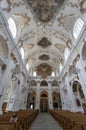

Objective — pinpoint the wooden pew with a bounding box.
[0,109,39,130]
[49,110,86,130]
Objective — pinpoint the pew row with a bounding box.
[0,109,39,130]
[49,110,86,130]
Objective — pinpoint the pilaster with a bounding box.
[35,81,40,110]
[48,82,53,109]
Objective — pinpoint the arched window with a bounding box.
[20,48,24,59]
[40,80,48,86]
[72,81,78,92]
[33,71,37,76]
[8,18,17,39]
[73,18,84,39]
[82,43,86,61]
[64,47,70,60]
[60,63,63,72]
[26,63,29,70]
[51,72,55,77]
[30,80,37,86]
[52,80,59,86]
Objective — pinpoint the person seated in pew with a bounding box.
[10,113,17,123]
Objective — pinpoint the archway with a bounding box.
[72,81,85,99]
[82,42,86,65]
[72,81,85,111]
[30,80,37,87]
[40,91,48,112]
[26,90,36,110]
[40,80,48,86]
[52,91,61,110]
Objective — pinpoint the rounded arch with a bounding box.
[30,80,37,86]
[72,81,85,108]
[60,62,63,72]
[20,47,24,60]
[72,81,85,98]
[64,47,70,60]
[72,81,78,93]
[26,90,36,110]
[40,80,48,86]
[8,17,17,39]
[73,18,84,39]
[40,91,48,112]
[52,91,61,110]
[52,80,59,87]
[40,91,48,97]
[0,35,9,59]
[82,42,86,61]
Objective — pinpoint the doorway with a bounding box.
[40,99,48,112]
[53,102,58,110]
[40,91,48,112]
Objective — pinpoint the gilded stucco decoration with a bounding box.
[57,12,66,27]
[55,44,65,53]
[69,64,80,75]
[79,0,86,14]
[67,1,78,8]
[57,13,75,30]
[0,0,24,12]
[18,31,36,46]
[27,0,65,22]
[54,31,72,47]
[0,0,85,78]
[67,0,86,14]
[23,44,34,50]
[13,13,30,33]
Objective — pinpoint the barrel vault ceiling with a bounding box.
[0,0,85,77]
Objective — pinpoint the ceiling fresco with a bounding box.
[27,0,65,22]
[38,37,51,48]
[37,63,52,77]
[39,54,50,61]
[0,0,85,77]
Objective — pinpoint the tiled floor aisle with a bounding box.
[30,113,63,130]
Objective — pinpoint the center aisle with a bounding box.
[30,113,63,130]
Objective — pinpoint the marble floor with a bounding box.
[30,113,63,130]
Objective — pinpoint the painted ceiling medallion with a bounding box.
[39,54,50,61]
[38,37,51,48]
[27,0,65,22]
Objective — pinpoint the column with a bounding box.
[6,79,18,112]
[76,59,86,97]
[48,82,53,109]
[0,59,14,114]
[65,76,76,111]
[13,74,23,111]
[59,82,64,110]
[0,59,14,94]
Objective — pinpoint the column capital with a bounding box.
[48,81,52,84]
[37,80,40,84]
